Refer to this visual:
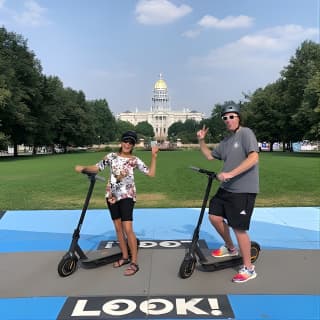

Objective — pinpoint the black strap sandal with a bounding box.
[124,263,139,276]
[113,257,130,268]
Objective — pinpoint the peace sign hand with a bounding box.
[197,125,209,140]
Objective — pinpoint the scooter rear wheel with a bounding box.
[58,256,78,277]
[179,257,196,279]
[250,241,260,263]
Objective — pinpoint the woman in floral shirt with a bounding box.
[75,131,158,276]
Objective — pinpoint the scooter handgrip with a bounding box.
[95,175,106,182]
[189,166,200,172]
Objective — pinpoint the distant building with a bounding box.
[117,74,204,140]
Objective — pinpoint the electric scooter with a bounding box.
[57,170,138,277]
[179,166,260,279]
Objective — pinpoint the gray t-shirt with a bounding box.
[211,127,259,193]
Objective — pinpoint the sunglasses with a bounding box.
[222,115,239,121]
[122,139,134,145]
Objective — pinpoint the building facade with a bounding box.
[117,74,204,141]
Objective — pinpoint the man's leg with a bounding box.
[233,229,252,268]
[209,214,235,249]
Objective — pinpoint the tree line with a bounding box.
[0,27,155,156]
[1,26,319,156]
[169,40,319,150]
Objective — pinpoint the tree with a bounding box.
[115,120,135,141]
[0,77,11,150]
[135,121,154,139]
[0,27,43,156]
[47,87,91,150]
[31,75,65,152]
[244,41,320,149]
[87,99,116,144]
[0,131,10,150]
[168,121,184,139]
[0,78,11,107]
[168,120,200,143]
[293,71,320,140]
[245,82,287,151]
[280,40,320,144]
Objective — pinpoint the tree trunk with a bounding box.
[13,143,18,157]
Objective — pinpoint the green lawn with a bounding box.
[0,150,319,210]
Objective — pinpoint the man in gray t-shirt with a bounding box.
[197,104,259,283]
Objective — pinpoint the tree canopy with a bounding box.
[0,25,319,153]
[0,27,118,156]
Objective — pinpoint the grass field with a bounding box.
[0,150,319,210]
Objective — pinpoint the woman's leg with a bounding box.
[113,218,129,260]
[122,220,137,265]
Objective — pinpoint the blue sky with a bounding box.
[0,0,319,117]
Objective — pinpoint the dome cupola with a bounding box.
[154,73,167,90]
[151,73,170,112]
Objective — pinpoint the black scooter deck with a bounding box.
[199,248,244,271]
[198,242,260,272]
[80,247,122,268]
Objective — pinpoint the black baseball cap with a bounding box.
[121,131,137,145]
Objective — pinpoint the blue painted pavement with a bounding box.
[0,207,319,319]
[0,207,318,252]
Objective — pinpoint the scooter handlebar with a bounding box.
[189,166,217,178]
[81,169,106,182]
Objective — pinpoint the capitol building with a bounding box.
[117,74,204,141]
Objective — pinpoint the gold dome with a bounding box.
[154,74,167,90]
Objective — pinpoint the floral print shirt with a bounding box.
[96,152,149,202]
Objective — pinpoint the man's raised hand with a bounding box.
[197,125,209,140]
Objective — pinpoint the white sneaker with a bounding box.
[211,245,239,258]
[232,265,257,283]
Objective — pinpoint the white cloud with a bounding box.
[237,24,319,54]
[182,14,254,38]
[193,24,319,70]
[198,15,254,29]
[13,0,49,27]
[135,0,192,25]
[187,24,319,103]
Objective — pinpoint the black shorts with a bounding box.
[107,198,135,221]
[209,188,256,231]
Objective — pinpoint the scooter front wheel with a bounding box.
[58,255,78,277]
[250,241,261,263]
[179,256,196,279]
